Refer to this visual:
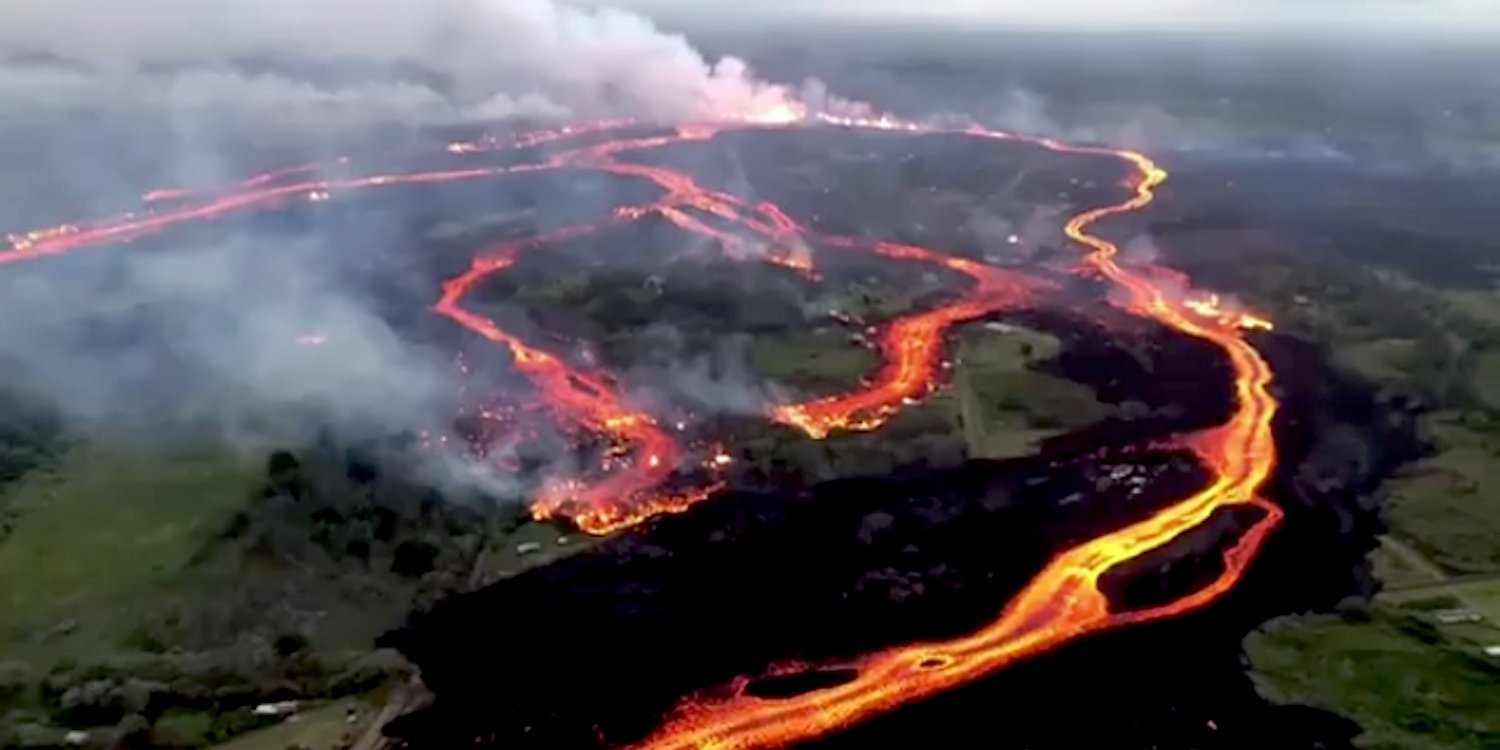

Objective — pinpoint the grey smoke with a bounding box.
[0,232,449,440]
[622,327,771,417]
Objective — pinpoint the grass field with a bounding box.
[1334,338,1418,385]
[1247,607,1500,750]
[1371,538,1447,590]
[0,443,259,667]
[1383,416,1500,576]
[1469,351,1500,411]
[751,329,878,393]
[954,326,1111,458]
[1446,578,1500,624]
[1383,577,1500,633]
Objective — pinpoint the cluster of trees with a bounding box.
[231,441,501,581]
[0,647,408,748]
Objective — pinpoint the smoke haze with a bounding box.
[0,0,817,468]
[0,0,802,133]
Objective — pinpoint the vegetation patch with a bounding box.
[0,444,259,667]
[1334,338,1418,386]
[751,329,878,395]
[1246,606,1500,750]
[1384,416,1500,576]
[955,326,1110,458]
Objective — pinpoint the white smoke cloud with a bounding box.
[0,0,804,130]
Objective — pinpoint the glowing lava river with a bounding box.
[3,114,1281,748]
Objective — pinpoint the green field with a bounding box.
[0,444,259,667]
[954,326,1111,458]
[1370,538,1447,590]
[1334,338,1419,386]
[1469,351,1500,411]
[750,329,878,393]
[1247,607,1500,750]
[1383,578,1500,630]
[1383,417,1500,576]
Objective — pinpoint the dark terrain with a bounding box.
[383,311,1422,749]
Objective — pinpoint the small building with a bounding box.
[1482,645,1500,658]
[253,701,300,718]
[1435,609,1483,625]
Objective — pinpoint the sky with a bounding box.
[596,0,1500,35]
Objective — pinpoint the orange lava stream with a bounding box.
[2,122,1287,741]
[431,224,715,536]
[1,166,530,265]
[624,132,1283,750]
[770,239,1040,439]
[548,128,1045,441]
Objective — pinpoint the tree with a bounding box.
[391,541,440,578]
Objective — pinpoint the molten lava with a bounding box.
[2,112,1283,749]
[623,128,1283,750]
[771,240,1041,439]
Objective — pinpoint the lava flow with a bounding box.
[429,123,1046,526]
[431,224,722,536]
[3,114,1285,750]
[771,239,1040,439]
[618,130,1283,750]
[538,129,1046,440]
[419,125,977,529]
